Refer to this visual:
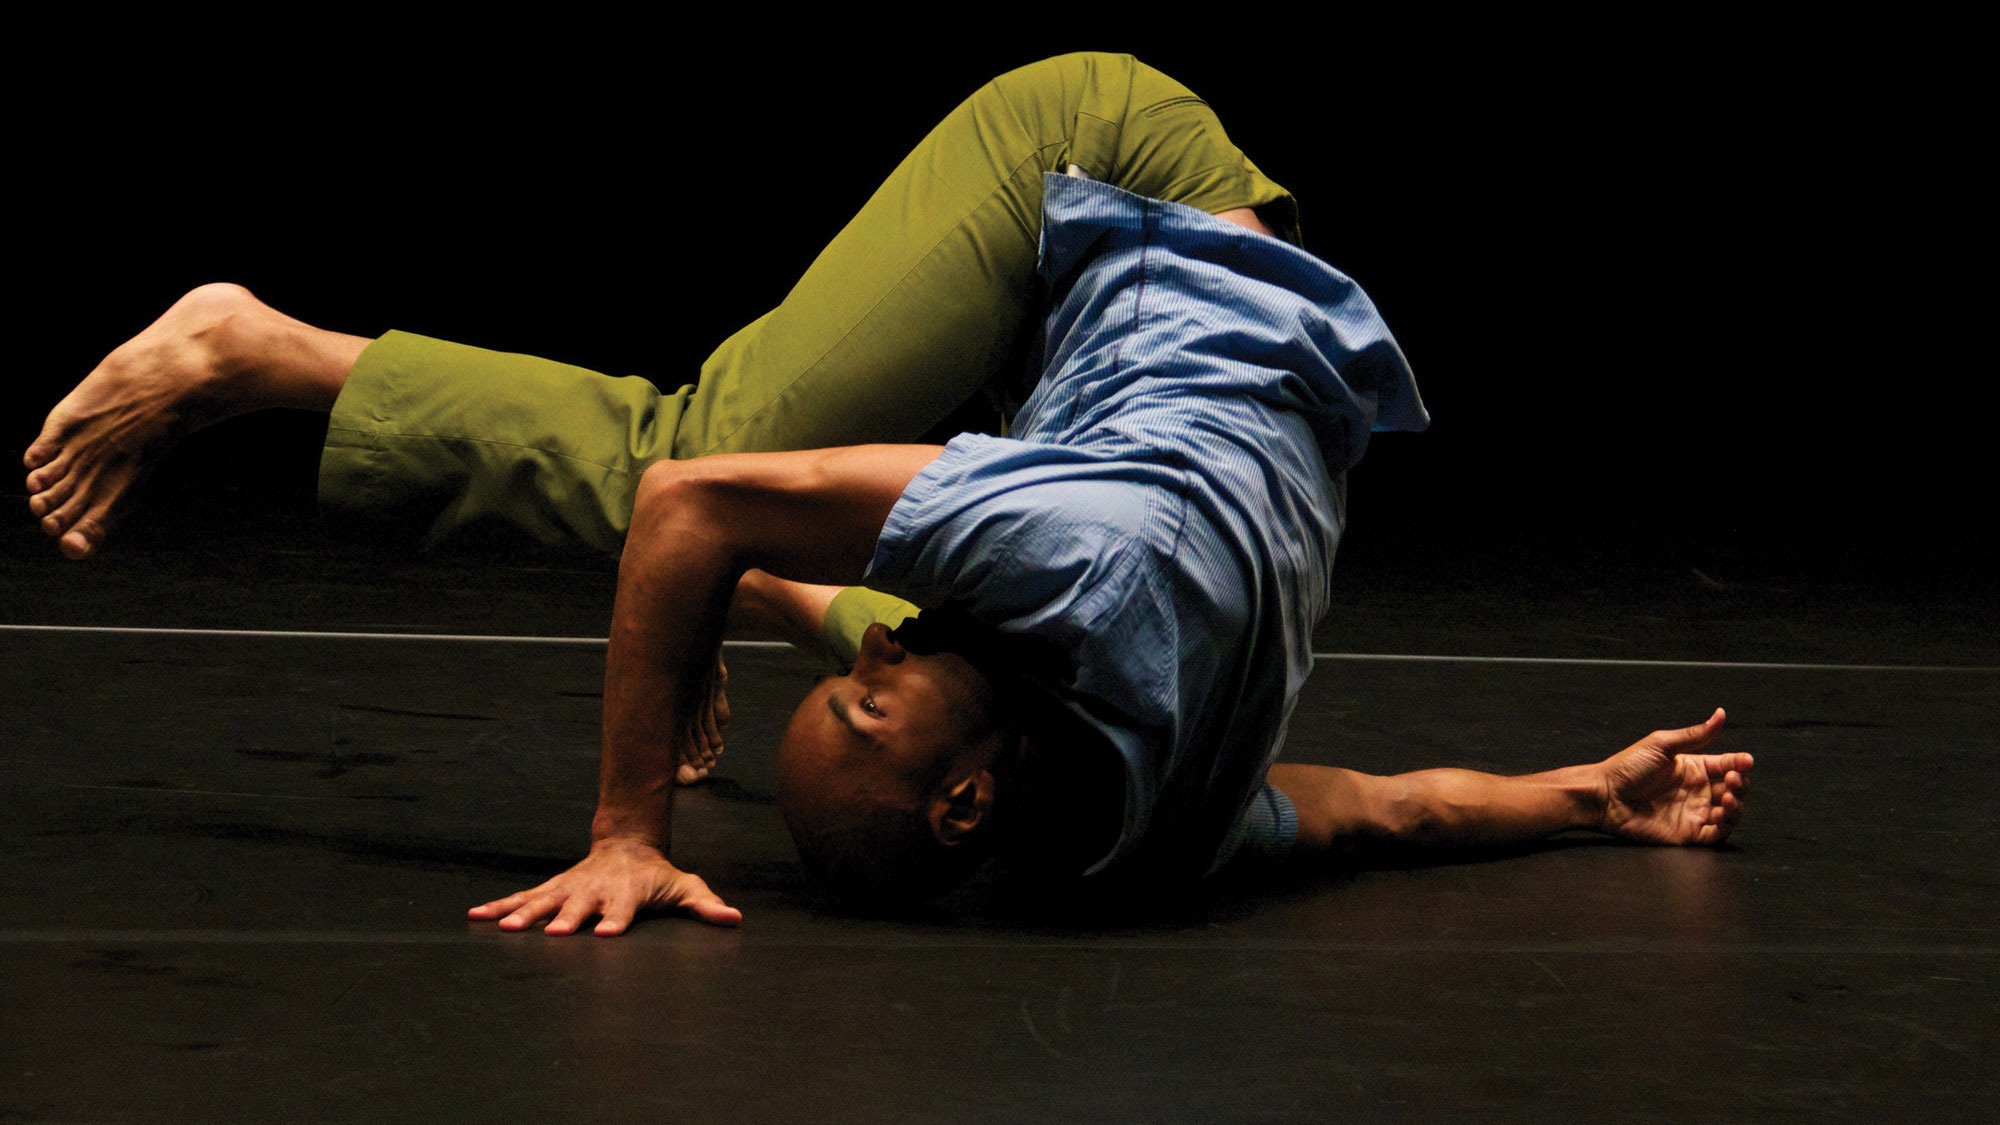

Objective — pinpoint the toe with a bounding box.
[55,492,117,559]
[28,471,77,518]
[63,511,115,560]
[41,506,74,539]
[23,434,59,471]
[40,467,97,534]
[24,448,73,494]
[24,407,78,469]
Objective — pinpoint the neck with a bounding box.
[992,729,1124,875]
[897,606,1117,873]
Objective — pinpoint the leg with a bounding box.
[674,51,1299,458]
[318,53,1296,551]
[30,55,1292,559]
[24,283,367,559]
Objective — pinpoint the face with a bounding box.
[775,622,1002,819]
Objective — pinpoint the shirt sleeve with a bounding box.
[818,587,922,669]
[867,433,1172,643]
[1209,782,1299,876]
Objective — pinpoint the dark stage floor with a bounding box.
[3,505,1996,1122]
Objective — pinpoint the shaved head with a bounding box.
[773,624,1013,903]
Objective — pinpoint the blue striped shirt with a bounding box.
[867,173,1428,879]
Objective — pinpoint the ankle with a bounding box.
[185,285,283,381]
[232,316,365,413]
[177,285,357,413]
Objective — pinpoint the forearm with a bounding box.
[726,569,844,652]
[591,476,741,847]
[591,445,941,846]
[1374,765,1605,849]
[1269,761,1608,858]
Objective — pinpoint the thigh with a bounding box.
[676,52,1296,459]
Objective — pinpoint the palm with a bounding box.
[1601,709,1753,846]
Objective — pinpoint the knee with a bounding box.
[1029,50,1137,71]
[981,51,1138,103]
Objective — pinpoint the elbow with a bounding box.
[624,460,737,575]
[631,459,711,538]
[633,459,686,519]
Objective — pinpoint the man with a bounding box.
[25,56,1751,934]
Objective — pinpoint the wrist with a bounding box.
[1559,762,1613,834]
[589,809,667,852]
[1518,764,1608,834]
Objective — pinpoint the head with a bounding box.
[774,620,1017,905]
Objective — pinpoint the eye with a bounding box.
[861,696,881,717]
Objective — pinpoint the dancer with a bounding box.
[26,55,1751,933]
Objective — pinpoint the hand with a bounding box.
[677,652,730,785]
[1600,708,1753,846]
[467,837,742,934]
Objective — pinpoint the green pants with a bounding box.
[318,52,1295,658]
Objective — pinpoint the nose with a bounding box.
[856,621,906,667]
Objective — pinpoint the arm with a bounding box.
[469,443,945,934]
[1268,709,1752,859]
[727,569,847,651]
[666,572,852,785]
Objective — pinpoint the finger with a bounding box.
[594,895,640,937]
[1696,792,1741,846]
[1703,753,1753,780]
[671,877,743,928]
[468,890,535,919]
[499,894,564,931]
[545,894,602,936]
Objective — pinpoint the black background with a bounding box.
[12,18,1984,586]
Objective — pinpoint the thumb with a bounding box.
[671,875,743,928]
[1653,707,1725,753]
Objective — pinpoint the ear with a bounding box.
[927,768,995,847]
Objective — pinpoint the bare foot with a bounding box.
[24,283,359,559]
[676,655,730,785]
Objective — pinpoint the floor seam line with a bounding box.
[3,624,1994,672]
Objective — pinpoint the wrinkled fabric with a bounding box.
[869,173,1427,878]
